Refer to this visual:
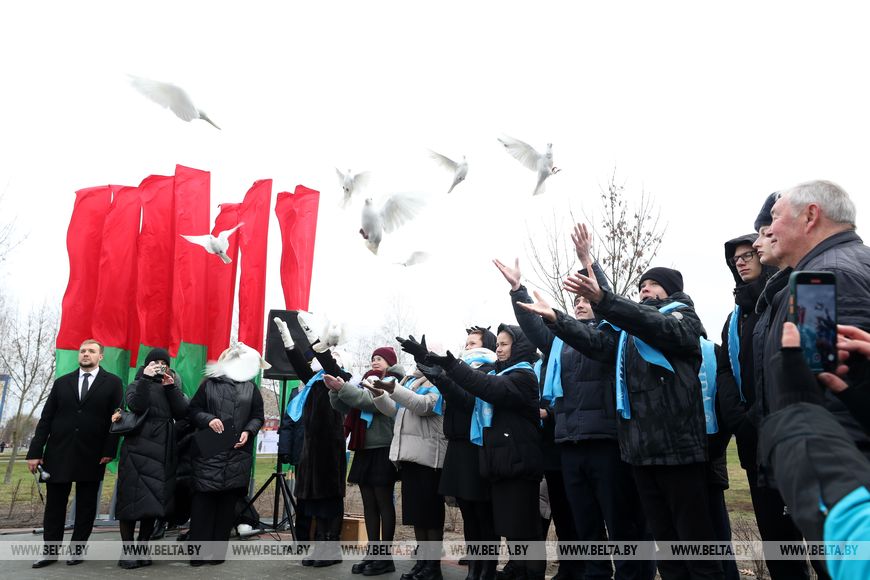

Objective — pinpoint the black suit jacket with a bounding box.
[27,368,123,483]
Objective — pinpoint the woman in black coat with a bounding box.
[423,324,545,580]
[114,347,189,569]
[187,343,265,566]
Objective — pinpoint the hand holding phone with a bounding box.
[788,271,838,373]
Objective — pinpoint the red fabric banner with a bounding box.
[169,165,210,355]
[205,203,241,360]
[237,179,272,352]
[136,174,175,350]
[274,185,320,311]
[57,186,114,349]
[91,186,142,362]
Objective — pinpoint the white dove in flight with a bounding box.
[497,135,561,195]
[180,222,244,264]
[128,75,221,129]
[336,168,370,208]
[428,151,468,193]
[359,193,426,255]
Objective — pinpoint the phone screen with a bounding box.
[793,276,837,372]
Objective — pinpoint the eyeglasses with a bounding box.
[730,250,757,265]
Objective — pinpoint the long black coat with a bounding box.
[188,377,264,493]
[548,291,709,466]
[27,368,123,483]
[116,371,189,520]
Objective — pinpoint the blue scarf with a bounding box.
[395,376,444,415]
[470,361,535,446]
[698,336,719,434]
[541,336,565,406]
[727,305,747,403]
[286,370,324,422]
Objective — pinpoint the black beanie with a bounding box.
[144,347,171,367]
[638,267,684,297]
[753,192,778,232]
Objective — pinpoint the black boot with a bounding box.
[311,532,342,567]
[464,559,482,580]
[150,519,167,540]
[415,560,443,580]
[479,559,498,580]
[401,559,426,580]
[363,557,396,576]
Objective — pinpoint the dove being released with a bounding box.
[428,151,468,193]
[360,193,426,255]
[336,168,370,208]
[497,135,561,196]
[180,222,244,264]
[128,75,221,129]
[205,341,271,382]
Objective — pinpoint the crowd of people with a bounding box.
[22,179,870,580]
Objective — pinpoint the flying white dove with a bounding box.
[360,193,426,255]
[428,151,468,193]
[396,251,431,267]
[497,135,561,195]
[336,168,370,208]
[180,222,244,264]
[205,341,270,382]
[128,75,221,130]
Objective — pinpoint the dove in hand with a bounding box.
[359,193,426,255]
[128,75,221,129]
[497,135,561,195]
[336,168,370,208]
[428,151,468,193]
[180,222,244,264]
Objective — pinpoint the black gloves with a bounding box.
[416,363,445,382]
[423,350,458,370]
[769,347,827,413]
[397,334,429,364]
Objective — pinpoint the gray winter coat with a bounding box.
[374,375,448,468]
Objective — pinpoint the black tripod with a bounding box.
[242,379,297,539]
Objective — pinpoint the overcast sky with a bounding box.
[1,1,868,356]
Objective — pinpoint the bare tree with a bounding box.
[344,293,418,375]
[0,303,59,483]
[524,209,578,313]
[585,169,667,298]
[0,189,24,266]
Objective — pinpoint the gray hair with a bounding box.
[779,180,856,225]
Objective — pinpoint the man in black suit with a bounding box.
[27,339,123,568]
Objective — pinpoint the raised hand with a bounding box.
[323,374,346,392]
[571,222,594,268]
[373,377,397,394]
[273,317,294,349]
[564,271,604,304]
[817,324,870,394]
[515,290,557,322]
[493,258,522,291]
[397,335,429,363]
[423,350,458,370]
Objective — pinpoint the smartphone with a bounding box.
[788,270,837,373]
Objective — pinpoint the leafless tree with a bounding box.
[0,189,24,266]
[586,170,666,298]
[344,293,418,375]
[0,303,59,483]
[524,209,578,313]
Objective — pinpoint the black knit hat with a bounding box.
[144,347,171,367]
[638,267,684,297]
[754,192,778,232]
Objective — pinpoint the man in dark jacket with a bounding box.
[519,263,724,580]
[762,180,870,451]
[717,232,810,580]
[27,339,123,568]
[495,245,653,579]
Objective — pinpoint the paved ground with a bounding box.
[0,528,473,580]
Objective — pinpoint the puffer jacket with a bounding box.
[548,290,708,466]
[188,377,264,492]
[374,374,448,468]
[442,325,543,482]
[116,369,189,520]
[762,230,870,448]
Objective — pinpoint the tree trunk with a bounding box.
[3,429,20,484]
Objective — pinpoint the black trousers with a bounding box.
[189,489,245,561]
[707,486,739,580]
[561,441,655,580]
[43,481,101,549]
[632,463,724,580]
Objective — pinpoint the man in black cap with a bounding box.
[518,253,724,580]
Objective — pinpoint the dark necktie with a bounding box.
[80,373,91,401]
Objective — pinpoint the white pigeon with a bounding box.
[336,168,370,208]
[497,135,561,195]
[128,75,221,129]
[428,151,468,193]
[359,193,426,255]
[396,251,431,267]
[180,222,244,264]
[205,341,271,382]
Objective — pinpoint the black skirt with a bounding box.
[490,478,541,539]
[296,496,344,520]
[347,447,397,487]
[439,439,490,501]
[399,461,445,529]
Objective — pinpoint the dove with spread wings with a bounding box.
[180,223,244,264]
[497,135,561,195]
[359,193,426,255]
[128,75,221,130]
[428,150,468,193]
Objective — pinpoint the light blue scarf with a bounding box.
[541,336,565,406]
[395,376,444,415]
[727,305,747,403]
[470,361,535,446]
[286,370,324,422]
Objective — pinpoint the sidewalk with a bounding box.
[0,529,473,580]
